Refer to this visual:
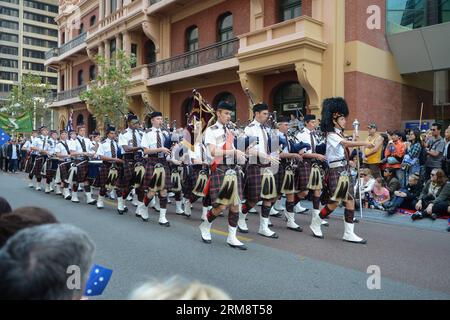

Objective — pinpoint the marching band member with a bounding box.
[199,101,247,250]
[54,130,72,199]
[95,125,127,213]
[43,130,58,194]
[168,139,186,215]
[68,125,96,204]
[240,103,279,239]
[139,111,172,227]
[29,126,50,191]
[23,129,39,188]
[309,97,373,244]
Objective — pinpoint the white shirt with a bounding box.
[326,128,346,164]
[204,121,235,164]
[44,138,57,156]
[296,127,318,154]
[22,140,31,151]
[188,142,209,164]
[31,135,49,155]
[119,128,143,148]
[141,127,169,158]
[11,144,18,159]
[55,140,71,157]
[70,136,94,155]
[244,120,270,155]
[96,138,120,158]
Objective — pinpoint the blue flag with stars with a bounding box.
[84,264,113,296]
[0,128,10,147]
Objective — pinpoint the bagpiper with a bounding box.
[309,97,373,244]
[29,126,50,191]
[54,129,72,199]
[199,101,248,250]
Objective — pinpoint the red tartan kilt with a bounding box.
[245,164,278,203]
[296,160,311,191]
[142,157,172,190]
[32,157,45,178]
[326,166,355,199]
[116,161,133,190]
[75,161,89,183]
[93,163,112,188]
[208,165,243,203]
[58,162,70,181]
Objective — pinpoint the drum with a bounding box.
[49,158,59,171]
[88,160,102,180]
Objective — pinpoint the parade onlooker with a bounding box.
[0,224,95,300]
[383,130,405,184]
[0,197,12,217]
[129,276,231,300]
[429,181,449,220]
[368,177,390,210]
[0,206,59,247]
[363,123,384,178]
[383,168,401,199]
[6,138,21,173]
[379,133,390,172]
[412,169,448,221]
[401,129,422,186]
[385,173,421,215]
[443,127,450,176]
[424,123,445,180]
[354,168,375,208]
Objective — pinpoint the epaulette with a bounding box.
[247,123,255,128]
[210,125,219,130]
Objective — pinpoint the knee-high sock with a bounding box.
[84,184,91,193]
[261,204,271,218]
[175,192,182,201]
[136,188,145,202]
[189,194,199,204]
[99,187,107,197]
[312,196,321,210]
[344,208,355,223]
[159,195,168,209]
[207,209,218,223]
[228,210,239,227]
[72,184,78,192]
[203,196,211,207]
[286,201,295,213]
[319,205,334,219]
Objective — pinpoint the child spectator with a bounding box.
[368,177,390,210]
[384,173,421,215]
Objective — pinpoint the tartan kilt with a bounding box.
[93,162,112,188]
[116,160,133,190]
[142,157,172,191]
[32,157,45,179]
[25,154,35,174]
[277,162,288,193]
[58,161,71,183]
[208,165,243,204]
[244,164,274,203]
[45,159,58,180]
[325,166,355,200]
[296,160,311,192]
[183,165,208,198]
[74,160,89,183]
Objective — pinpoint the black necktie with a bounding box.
[310,132,316,152]
[201,144,205,161]
[132,129,137,147]
[78,138,86,152]
[156,130,162,148]
[111,140,116,158]
[42,137,47,149]
[285,133,290,152]
[62,141,69,154]
[260,124,269,154]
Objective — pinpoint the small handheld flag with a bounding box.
[83,264,113,296]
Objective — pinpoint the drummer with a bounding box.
[55,130,72,199]
[43,130,59,194]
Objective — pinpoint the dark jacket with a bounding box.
[403,183,421,202]
[434,181,450,206]
[6,143,20,160]
[386,176,401,198]
[419,180,446,203]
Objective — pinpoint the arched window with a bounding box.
[273,82,307,117]
[181,97,193,127]
[89,65,96,81]
[217,13,234,58]
[77,70,83,86]
[213,92,237,122]
[90,15,96,27]
[88,114,96,133]
[76,114,84,126]
[145,40,156,64]
[279,0,302,22]
[186,26,199,67]
[60,74,64,91]
[79,23,84,35]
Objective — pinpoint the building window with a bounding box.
[78,70,84,86]
[0,7,19,17]
[110,0,117,13]
[0,59,18,69]
[130,43,138,68]
[145,40,156,65]
[110,38,116,64]
[440,0,450,23]
[186,26,199,67]
[273,82,307,117]
[217,13,234,58]
[279,0,302,22]
[89,65,96,81]
[0,71,18,81]
[386,0,426,33]
[0,32,19,43]
[61,75,64,91]
[79,23,84,35]
[1,45,18,56]
[90,15,96,26]
[76,114,84,126]
[213,92,237,122]
[0,20,19,30]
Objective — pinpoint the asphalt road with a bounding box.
[1,171,449,300]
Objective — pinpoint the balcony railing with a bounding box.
[45,32,87,62]
[55,84,87,102]
[148,38,238,78]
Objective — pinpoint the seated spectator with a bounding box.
[401,129,422,185]
[0,197,12,216]
[368,177,390,210]
[429,181,450,220]
[383,131,405,186]
[412,169,448,221]
[129,276,231,300]
[383,168,401,199]
[384,173,421,215]
[0,224,95,300]
[0,206,59,247]
[354,168,375,208]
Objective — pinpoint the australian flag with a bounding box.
[84,264,113,297]
[0,128,10,147]
[66,110,73,132]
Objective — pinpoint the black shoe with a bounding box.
[411,212,423,221]
[87,200,97,205]
[237,226,249,233]
[141,217,149,222]
[430,213,437,221]
[386,209,396,216]
[268,222,274,227]
[159,222,170,227]
[228,243,247,250]
[117,209,125,215]
[258,232,279,239]
[201,237,211,244]
[135,213,140,218]
[270,212,283,218]
[287,226,303,232]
